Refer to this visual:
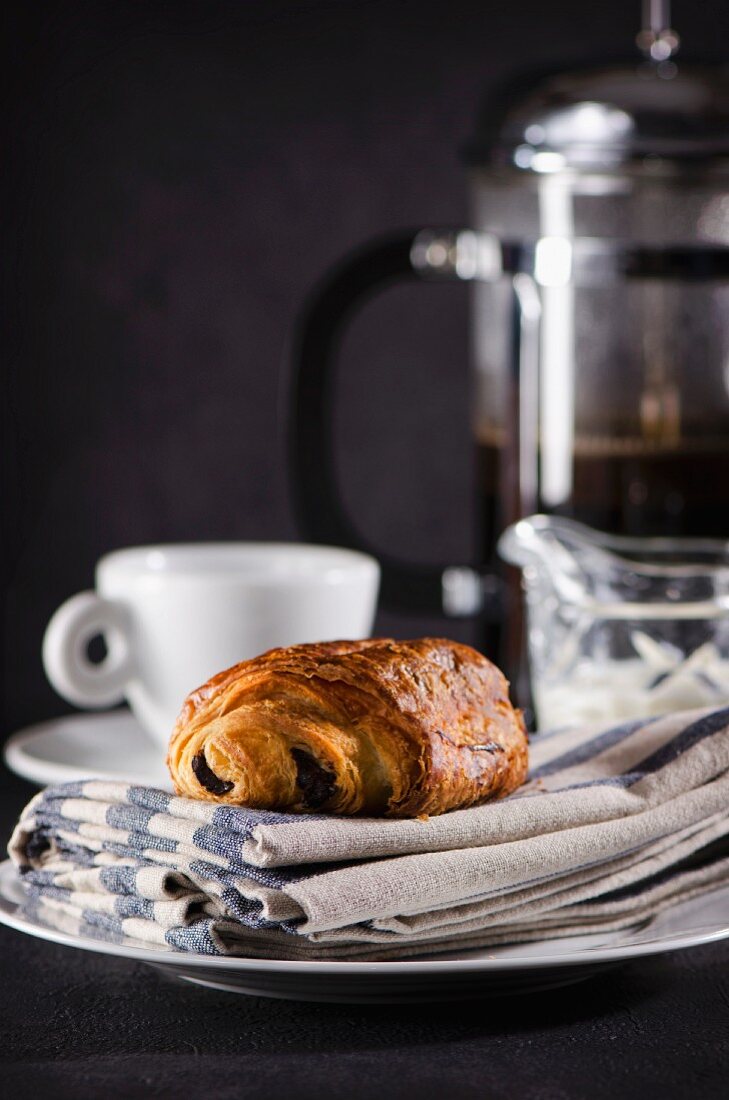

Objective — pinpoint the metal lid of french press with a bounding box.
[467,2,729,171]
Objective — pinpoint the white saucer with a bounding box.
[3,711,171,789]
[0,861,726,1002]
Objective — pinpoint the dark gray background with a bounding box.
[4,0,729,740]
[2,8,729,1095]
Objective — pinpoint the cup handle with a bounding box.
[42,591,134,709]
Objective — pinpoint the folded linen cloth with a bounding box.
[8,704,729,960]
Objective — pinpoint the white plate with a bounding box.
[0,861,727,1003]
[3,711,171,789]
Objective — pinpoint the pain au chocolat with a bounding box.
[167,637,528,818]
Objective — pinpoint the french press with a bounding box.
[288,2,729,666]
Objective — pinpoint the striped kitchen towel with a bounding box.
[8,705,729,960]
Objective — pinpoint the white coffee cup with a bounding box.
[42,543,380,747]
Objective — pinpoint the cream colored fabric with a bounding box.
[8,705,729,959]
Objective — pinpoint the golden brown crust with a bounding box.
[167,637,528,818]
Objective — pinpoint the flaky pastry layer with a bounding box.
[167,637,528,818]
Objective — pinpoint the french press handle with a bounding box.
[287,228,521,620]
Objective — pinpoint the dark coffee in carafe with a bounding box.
[477,430,729,558]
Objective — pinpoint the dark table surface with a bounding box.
[1,767,727,1100]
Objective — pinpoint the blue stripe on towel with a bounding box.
[529,718,646,779]
[552,707,729,792]
[217,885,284,928]
[114,895,155,920]
[81,909,125,936]
[192,824,245,862]
[211,804,308,837]
[51,782,85,799]
[99,865,139,895]
[187,857,299,891]
[33,809,81,834]
[127,786,172,813]
[105,832,179,855]
[625,706,729,781]
[106,805,157,833]
[165,919,220,954]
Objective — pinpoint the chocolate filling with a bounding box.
[192,750,234,795]
[290,748,336,808]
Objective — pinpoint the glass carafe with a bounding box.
[288,58,729,678]
[470,64,729,563]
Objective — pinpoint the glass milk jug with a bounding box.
[499,515,729,728]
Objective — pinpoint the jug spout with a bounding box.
[498,515,609,606]
[499,513,614,565]
[500,514,729,605]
